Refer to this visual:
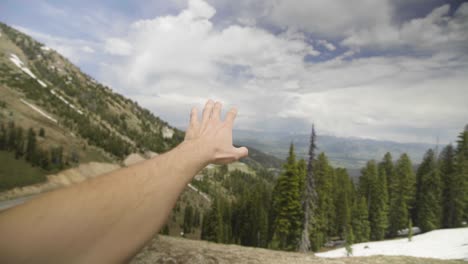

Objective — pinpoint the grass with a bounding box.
[0,150,47,191]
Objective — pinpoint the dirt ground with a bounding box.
[131,235,464,264]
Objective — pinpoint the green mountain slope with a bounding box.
[0,22,277,191]
[0,22,184,159]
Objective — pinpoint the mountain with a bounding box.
[0,22,187,189]
[234,129,436,172]
[0,22,279,190]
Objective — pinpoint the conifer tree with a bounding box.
[345,225,354,256]
[408,218,413,242]
[439,144,456,228]
[25,128,37,164]
[351,196,370,242]
[14,127,24,159]
[415,149,441,232]
[201,196,227,243]
[379,152,395,210]
[310,152,334,250]
[298,125,317,252]
[373,165,389,240]
[388,153,414,236]
[359,160,387,240]
[183,204,194,234]
[334,168,353,238]
[272,143,302,250]
[454,126,468,224]
[7,121,16,151]
[39,127,45,137]
[0,122,6,150]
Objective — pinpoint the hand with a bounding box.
[184,99,248,165]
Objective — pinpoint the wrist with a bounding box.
[178,139,212,168]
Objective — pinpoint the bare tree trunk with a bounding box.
[297,125,317,252]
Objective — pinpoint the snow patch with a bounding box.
[187,183,211,202]
[20,99,58,123]
[316,228,468,260]
[40,46,51,51]
[50,89,83,115]
[37,79,47,88]
[9,53,48,88]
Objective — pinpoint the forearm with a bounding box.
[0,141,207,263]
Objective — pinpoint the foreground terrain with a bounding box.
[317,228,468,260]
[131,235,465,264]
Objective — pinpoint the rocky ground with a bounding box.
[131,235,465,264]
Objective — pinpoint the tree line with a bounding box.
[197,125,467,252]
[0,120,69,171]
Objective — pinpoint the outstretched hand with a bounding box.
[184,99,248,165]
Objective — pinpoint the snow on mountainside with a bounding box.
[316,228,468,260]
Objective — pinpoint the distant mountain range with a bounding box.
[234,129,437,173]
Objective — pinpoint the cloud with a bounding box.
[104,38,132,55]
[14,0,466,144]
[317,40,336,51]
[267,0,393,39]
[342,3,468,53]
[95,0,468,144]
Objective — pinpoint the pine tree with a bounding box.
[454,126,468,225]
[408,218,413,242]
[0,122,6,150]
[368,163,388,240]
[352,196,370,242]
[39,127,45,137]
[14,127,24,159]
[380,152,395,211]
[7,121,16,151]
[415,149,441,232]
[272,143,302,250]
[310,152,334,250]
[345,225,354,256]
[334,168,353,238]
[201,196,227,243]
[25,128,37,164]
[388,153,414,236]
[183,204,194,234]
[298,125,317,252]
[439,144,456,228]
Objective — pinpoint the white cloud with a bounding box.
[343,3,468,53]
[81,46,95,53]
[104,38,132,55]
[317,40,336,51]
[97,0,467,144]
[267,0,393,38]
[19,0,464,143]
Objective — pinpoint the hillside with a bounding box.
[0,22,186,188]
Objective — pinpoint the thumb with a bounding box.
[233,146,249,159]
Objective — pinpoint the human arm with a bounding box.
[0,100,248,263]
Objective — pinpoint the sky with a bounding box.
[1,0,468,144]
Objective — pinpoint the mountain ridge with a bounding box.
[234,129,436,170]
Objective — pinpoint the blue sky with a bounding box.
[2,0,468,144]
